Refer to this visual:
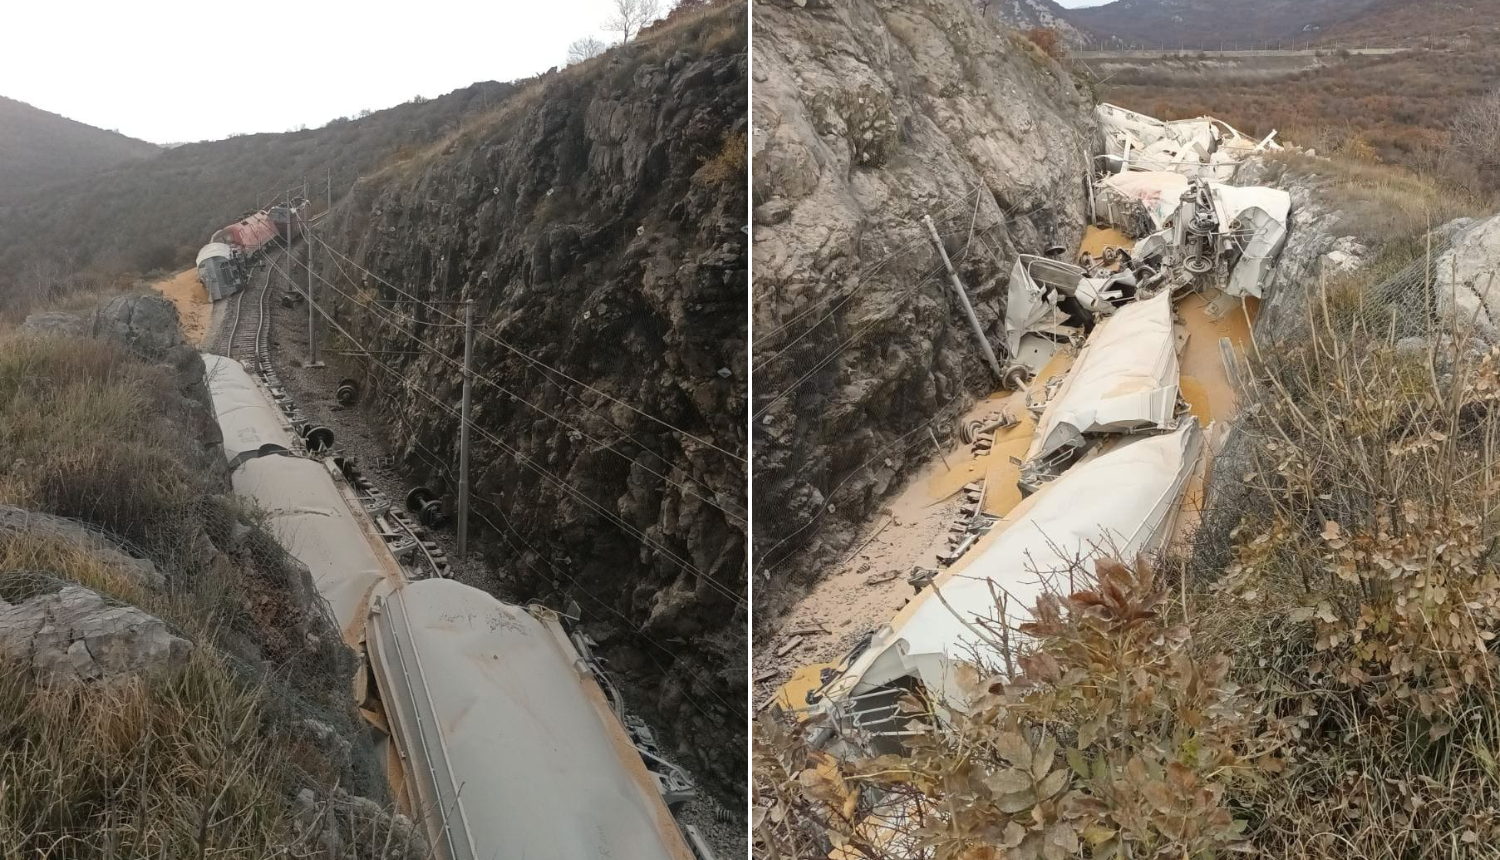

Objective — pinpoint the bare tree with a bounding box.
[566,36,607,65]
[604,0,662,44]
[1451,87,1500,178]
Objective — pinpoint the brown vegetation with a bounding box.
[1096,45,1500,188]
[0,329,412,858]
[1024,27,1066,60]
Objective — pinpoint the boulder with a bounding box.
[0,582,191,682]
[0,504,164,590]
[1434,214,1500,341]
[91,294,184,358]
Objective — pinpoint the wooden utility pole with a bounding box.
[457,298,474,560]
[923,214,1003,382]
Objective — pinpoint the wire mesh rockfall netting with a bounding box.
[1333,233,1458,342]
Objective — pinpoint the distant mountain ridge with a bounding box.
[0,96,161,204]
[1318,0,1500,47]
[0,80,517,304]
[985,0,1091,45]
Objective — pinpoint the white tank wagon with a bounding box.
[232,455,403,643]
[363,578,700,860]
[202,353,298,467]
[202,353,400,641]
[1026,290,1181,473]
[819,420,1203,718]
[196,242,246,302]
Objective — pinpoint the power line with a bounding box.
[383,431,745,721]
[467,500,744,721]
[314,238,747,464]
[312,238,748,524]
[307,249,748,527]
[267,255,747,609]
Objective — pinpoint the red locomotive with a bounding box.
[199,196,307,303]
[210,211,279,257]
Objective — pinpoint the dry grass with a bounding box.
[1269,151,1485,245]
[0,334,212,565]
[0,330,424,859]
[371,0,745,184]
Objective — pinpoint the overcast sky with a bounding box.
[3,0,655,144]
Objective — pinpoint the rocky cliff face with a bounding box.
[320,4,747,797]
[752,0,1093,614]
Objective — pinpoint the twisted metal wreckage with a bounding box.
[769,104,1293,841]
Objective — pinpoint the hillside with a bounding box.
[0,95,160,205]
[1070,0,1388,48]
[984,0,1090,44]
[0,80,516,317]
[1320,0,1500,47]
[0,295,419,856]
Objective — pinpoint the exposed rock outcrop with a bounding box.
[1434,214,1500,341]
[93,294,185,357]
[0,504,165,590]
[0,581,191,682]
[320,5,747,797]
[752,0,1094,610]
[22,293,185,359]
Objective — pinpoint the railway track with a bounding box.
[223,246,451,581]
[216,251,275,360]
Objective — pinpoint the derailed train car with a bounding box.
[196,243,245,302]
[197,203,296,303]
[365,578,699,860]
[200,353,708,860]
[212,210,279,257]
[268,196,309,243]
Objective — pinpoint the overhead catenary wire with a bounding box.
[312,238,748,524]
[314,237,747,464]
[386,433,743,720]
[315,241,748,491]
[265,254,746,609]
[306,251,748,527]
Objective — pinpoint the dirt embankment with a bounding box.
[151,268,210,344]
